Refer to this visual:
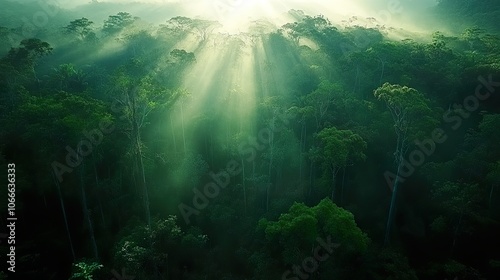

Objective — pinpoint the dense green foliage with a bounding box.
[0,1,499,280]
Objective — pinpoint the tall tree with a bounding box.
[103,12,136,34]
[303,80,338,131]
[374,83,436,245]
[2,38,52,85]
[77,144,99,261]
[164,16,220,42]
[313,127,366,202]
[111,63,180,229]
[431,181,483,256]
[64,18,94,40]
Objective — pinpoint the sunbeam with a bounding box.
[7,0,500,279]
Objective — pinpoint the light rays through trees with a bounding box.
[4,0,500,279]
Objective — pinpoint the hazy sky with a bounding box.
[8,0,440,33]
[11,0,438,15]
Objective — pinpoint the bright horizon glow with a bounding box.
[63,0,371,33]
[56,0,439,35]
[184,0,366,33]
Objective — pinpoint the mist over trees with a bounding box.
[0,0,499,279]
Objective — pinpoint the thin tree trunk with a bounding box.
[451,210,464,257]
[304,123,307,150]
[299,122,304,183]
[128,90,151,232]
[137,129,151,230]
[252,160,255,180]
[266,183,270,212]
[6,80,15,109]
[239,104,243,134]
[227,117,231,147]
[267,120,274,212]
[309,161,314,196]
[242,158,247,215]
[379,59,385,85]
[490,184,496,209]
[129,87,151,231]
[52,170,75,261]
[180,101,186,154]
[92,153,106,227]
[31,66,39,85]
[210,128,214,167]
[384,159,403,246]
[353,65,359,94]
[330,167,337,201]
[78,147,99,260]
[277,165,282,192]
[341,167,346,206]
[170,110,177,153]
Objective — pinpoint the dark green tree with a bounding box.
[374,83,437,245]
[64,18,94,40]
[253,198,369,279]
[103,12,136,34]
[313,127,366,202]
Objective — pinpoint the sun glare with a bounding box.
[175,0,366,34]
